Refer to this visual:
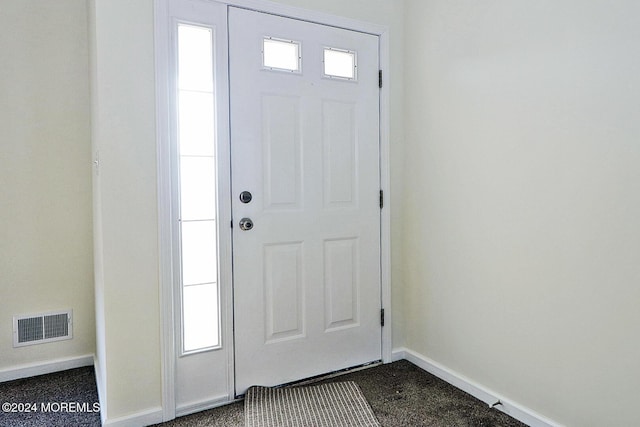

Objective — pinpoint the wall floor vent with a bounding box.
[13,310,73,347]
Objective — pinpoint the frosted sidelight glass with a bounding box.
[177,23,219,353]
[178,25,214,92]
[180,157,216,221]
[183,283,219,351]
[181,220,217,286]
[178,91,215,156]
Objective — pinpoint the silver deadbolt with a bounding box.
[239,218,254,231]
[239,191,252,204]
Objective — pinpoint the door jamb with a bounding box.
[154,0,175,421]
[155,0,392,421]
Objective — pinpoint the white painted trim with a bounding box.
[392,348,564,427]
[378,29,392,364]
[176,394,239,417]
[213,6,236,403]
[390,347,405,362]
[154,0,177,422]
[102,406,164,427]
[0,354,94,383]
[93,356,108,427]
[225,0,387,35]
[157,0,236,418]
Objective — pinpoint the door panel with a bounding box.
[262,95,302,210]
[323,100,357,208]
[264,242,305,342]
[230,7,381,394]
[324,237,359,330]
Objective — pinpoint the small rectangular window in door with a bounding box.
[263,37,301,73]
[323,47,357,80]
[176,23,220,354]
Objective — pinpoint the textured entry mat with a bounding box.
[245,381,381,427]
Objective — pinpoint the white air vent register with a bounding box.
[13,310,73,347]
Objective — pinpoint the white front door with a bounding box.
[230,7,382,395]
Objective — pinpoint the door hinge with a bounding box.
[379,190,384,209]
[231,220,233,229]
[380,308,385,327]
[378,70,383,88]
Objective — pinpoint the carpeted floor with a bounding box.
[157,360,526,427]
[0,367,101,426]
[0,361,528,427]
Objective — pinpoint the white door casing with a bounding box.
[230,7,382,394]
[160,0,234,417]
[157,0,391,419]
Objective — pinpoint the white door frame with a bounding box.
[154,0,391,421]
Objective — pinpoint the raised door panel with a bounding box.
[263,242,305,343]
[324,238,359,331]
[322,100,357,209]
[262,95,302,211]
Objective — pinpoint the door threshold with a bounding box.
[236,360,383,398]
[291,360,383,387]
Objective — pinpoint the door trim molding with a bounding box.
[378,25,392,364]
[225,0,387,35]
[155,0,392,421]
[154,0,175,421]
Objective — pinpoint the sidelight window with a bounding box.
[176,23,220,353]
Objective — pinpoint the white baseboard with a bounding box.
[392,348,563,427]
[0,349,562,426]
[0,354,94,383]
[102,406,164,427]
[391,347,406,362]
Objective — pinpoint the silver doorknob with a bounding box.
[239,218,254,231]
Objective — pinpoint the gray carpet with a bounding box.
[0,367,101,426]
[0,361,528,426]
[158,361,528,427]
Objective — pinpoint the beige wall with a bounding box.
[7,0,639,425]
[403,1,640,425]
[0,0,94,372]
[89,0,162,421]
